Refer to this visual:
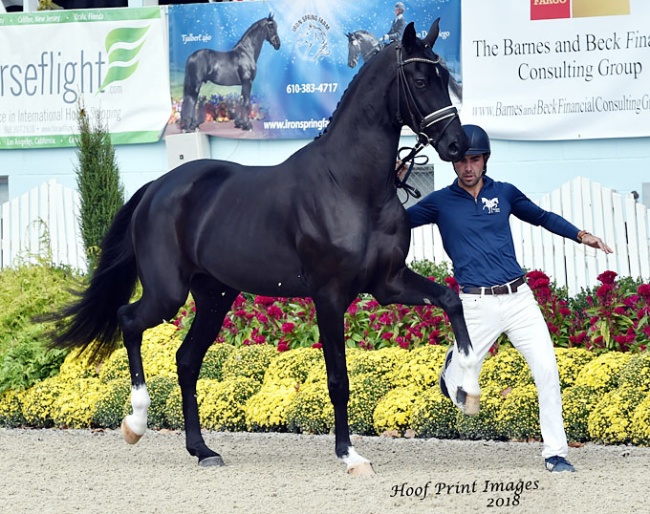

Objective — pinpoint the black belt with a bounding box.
[461,276,526,295]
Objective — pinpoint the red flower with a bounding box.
[445,276,460,293]
[277,342,290,352]
[281,322,295,334]
[597,270,618,285]
[638,283,650,301]
[267,305,283,318]
[256,313,269,324]
[312,342,323,349]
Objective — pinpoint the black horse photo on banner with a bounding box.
[49,19,480,476]
[180,14,281,132]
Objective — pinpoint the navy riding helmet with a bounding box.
[463,124,491,157]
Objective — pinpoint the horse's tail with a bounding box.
[47,181,153,363]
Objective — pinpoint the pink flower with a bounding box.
[267,305,283,319]
[312,342,323,349]
[445,276,460,293]
[256,313,269,324]
[597,270,618,285]
[281,322,295,334]
[559,307,572,316]
[277,342,289,352]
[638,283,650,301]
[381,332,394,341]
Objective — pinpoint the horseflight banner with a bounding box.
[0,7,171,150]
[166,0,461,140]
[460,0,650,140]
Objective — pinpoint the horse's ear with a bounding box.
[401,22,417,51]
[268,12,274,21]
[423,18,441,48]
[346,32,352,41]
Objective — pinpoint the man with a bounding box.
[405,124,613,473]
[381,2,407,43]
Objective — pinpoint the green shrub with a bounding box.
[617,352,650,392]
[373,385,420,435]
[147,376,178,430]
[165,386,184,430]
[455,385,506,441]
[480,347,529,389]
[93,379,130,428]
[348,346,409,382]
[388,344,447,390]
[198,377,261,432]
[222,345,278,383]
[286,368,333,435]
[348,372,392,435]
[561,385,601,442]
[199,343,236,381]
[412,387,458,439]
[574,352,632,392]
[51,376,103,428]
[98,348,130,384]
[496,384,541,441]
[554,347,596,389]
[0,389,26,427]
[630,393,650,446]
[588,388,646,444]
[19,376,66,427]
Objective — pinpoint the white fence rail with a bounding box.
[0,180,86,272]
[1,177,649,295]
[408,176,650,296]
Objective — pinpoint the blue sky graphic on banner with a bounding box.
[167,0,460,140]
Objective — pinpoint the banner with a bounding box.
[460,0,650,140]
[0,7,171,150]
[166,0,461,140]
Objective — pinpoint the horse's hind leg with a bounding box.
[118,287,188,444]
[176,275,239,466]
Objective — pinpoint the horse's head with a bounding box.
[395,19,468,162]
[265,13,281,50]
[346,32,362,68]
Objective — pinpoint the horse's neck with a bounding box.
[236,26,265,60]
[361,36,379,60]
[315,51,400,185]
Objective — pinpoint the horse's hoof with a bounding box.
[199,455,225,467]
[121,418,144,445]
[464,394,480,416]
[347,461,375,476]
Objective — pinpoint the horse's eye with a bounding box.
[415,79,426,88]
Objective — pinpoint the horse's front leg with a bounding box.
[373,268,480,415]
[314,294,375,476]
[235,80,253,131]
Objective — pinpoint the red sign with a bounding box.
[530,0,570,20]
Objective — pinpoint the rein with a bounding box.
[394,43,458,202]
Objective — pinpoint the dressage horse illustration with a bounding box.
[51,19,479,476]
[346,30,382,68]
[180,14,280,132]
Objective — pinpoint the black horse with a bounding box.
[51,20,480,475]
[346,30,382,68]
[180,14,280,132]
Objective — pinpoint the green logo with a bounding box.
[99,25,151,92]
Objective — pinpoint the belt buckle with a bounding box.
[491,284,508,295]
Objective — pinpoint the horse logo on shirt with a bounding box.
[482,197,500,214]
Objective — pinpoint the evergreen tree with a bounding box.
[74,101,125,272]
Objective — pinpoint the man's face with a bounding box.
[453,154,485,189]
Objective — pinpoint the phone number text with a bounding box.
[286,83,339,94]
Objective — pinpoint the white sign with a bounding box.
[0,7,171,149]
[460,0,650,140]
